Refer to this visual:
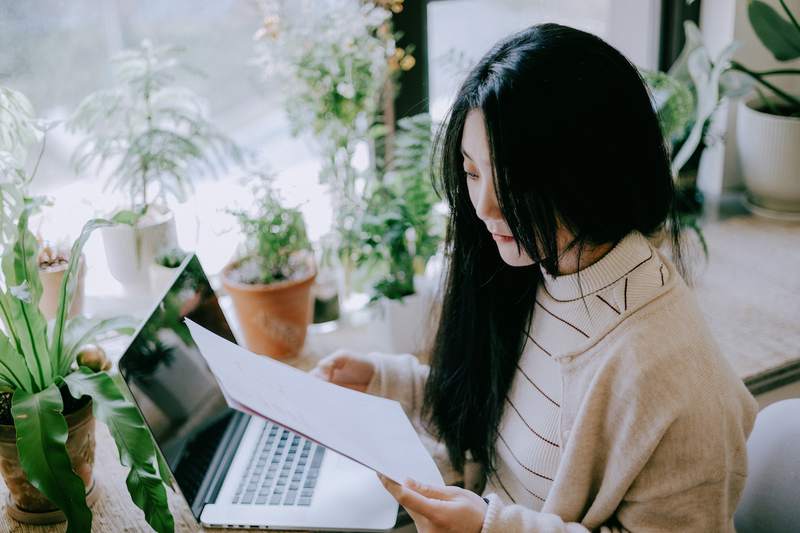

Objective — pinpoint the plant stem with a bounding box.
[28,131,47,185]
[779,0,800,34]
[730,61,800,110]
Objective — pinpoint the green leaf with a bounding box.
[749,0,800,61]
[11,385,92,533]
[111,208,144,226]
[50,218,114,379]
[1,207,51,390]
[0,330,33,390]
[58,316,138,377]
[63,368,174,533]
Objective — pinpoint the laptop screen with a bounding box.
[118,255,244,516]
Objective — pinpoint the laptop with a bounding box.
[117,254,400,530]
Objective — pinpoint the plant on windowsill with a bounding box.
[0,86,87,322]
[355,113,443,353]
[222,170,316,360]
[731,0,800,217]
[252,0,412,307]
[0,199,177,532]
[643,21,753,254]
[67,39,241,289]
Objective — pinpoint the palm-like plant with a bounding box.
[68,40,240,217]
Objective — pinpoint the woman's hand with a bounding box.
[378,474,487,533]
[309,349,376,393]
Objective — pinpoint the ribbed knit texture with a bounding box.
[485,231,668,510]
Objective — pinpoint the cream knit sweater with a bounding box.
[366,234,758,532]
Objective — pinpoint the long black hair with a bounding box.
[423,23,683,477]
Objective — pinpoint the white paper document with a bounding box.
[184,319,444,487]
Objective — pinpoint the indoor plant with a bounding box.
[732,0,800,216]
[37,239,86,321]
[643,20,752,252]
[68,40,240,288]
[253,0,411,304]
[356,113,442,353]
[223,171,316,359]
[0,198,174,531]
[0,86,86,320]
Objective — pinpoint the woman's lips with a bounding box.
[491,233,514,243]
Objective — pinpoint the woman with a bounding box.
[312,23,757,532]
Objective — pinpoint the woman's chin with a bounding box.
[497,244,535,267]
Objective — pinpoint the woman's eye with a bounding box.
[464,170,479,180]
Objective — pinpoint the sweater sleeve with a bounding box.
[364,352,429,422]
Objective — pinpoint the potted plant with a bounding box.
[67,40,241,289]
[643,21,753,253]
[0,196,174,530]
[150,246,189,294]
[253,0,411,305]
[732,0,800,217]
[223,172,316,359]
[37,239,86,321]
[356,113,443,354]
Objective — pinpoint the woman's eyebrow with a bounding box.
[460,147,473,161]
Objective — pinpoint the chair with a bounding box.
[734,398,800,532]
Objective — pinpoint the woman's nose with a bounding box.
[476,175,502,222]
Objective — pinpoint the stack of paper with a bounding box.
[184,319,444,487]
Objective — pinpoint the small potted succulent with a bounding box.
[223,172,316,359]
[0,201,174,531]
[68,40,240,289]
[356,113,443,354]
[732,0,800,217]
[37,238,86,321]
[150,246,189,294]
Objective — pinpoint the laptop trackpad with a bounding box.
[201,449,399,531]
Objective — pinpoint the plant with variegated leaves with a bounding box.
[0,85,174,533]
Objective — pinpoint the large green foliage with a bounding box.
[1,85,174,532]
[0,204,173,532]
[732,0,800,116]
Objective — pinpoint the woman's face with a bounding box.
[462,109,535,267]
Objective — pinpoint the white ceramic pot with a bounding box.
[376,276,435,355]
[737,98,800,216]
[101,207,178,289]
[149,263,181,295]
[38,254,86,320]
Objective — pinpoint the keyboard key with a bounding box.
[269,494,283,505]
[285,491,297,505]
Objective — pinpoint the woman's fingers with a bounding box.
[378,474,443,519]
[404,478,460,501]
[310,350,351,381]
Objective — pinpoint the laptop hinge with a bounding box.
[192,411,251,518]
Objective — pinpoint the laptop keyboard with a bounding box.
[232,422,326,507]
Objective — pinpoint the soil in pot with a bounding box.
[0,388,97,524]
[223,257,316,359]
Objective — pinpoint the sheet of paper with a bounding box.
[184,318,444,487]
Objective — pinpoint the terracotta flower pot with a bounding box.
[38,254,86,321]
[222,259,316,360]
[0,399,97,524]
